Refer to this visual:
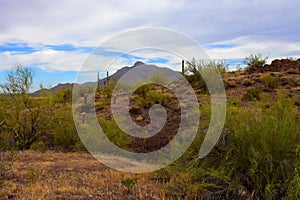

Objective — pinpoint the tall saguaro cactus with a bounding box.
[106,71,109,85]
[181,60,185,75]
[96,71,101,93]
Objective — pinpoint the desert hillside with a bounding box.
[1,58,299,199]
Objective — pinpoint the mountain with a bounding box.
[114,61,180,85]
[32,61,180,95]
[84,61,180,86]
[31,83,78,96]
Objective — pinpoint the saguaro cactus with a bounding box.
[181,60,185,75]
[96,71,101,93]
[106,71,109,85]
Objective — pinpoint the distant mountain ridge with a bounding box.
[31,83,77,96]
[32,61,180,96]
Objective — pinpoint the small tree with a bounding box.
[0,66,49,149]
[244,54,268,68]
[185,58,227,93]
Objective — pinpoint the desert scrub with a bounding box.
[161,92,299,199]
[286,160,300,199]
[244,53,268,68]
[226,80,237,88]
[121,177,138,194]
[97,116,130,150]
[226,92,300,199]
[242,88,262,101]
[242,78,253,87]
[262,74,280,88]
[30,141,47,152]
[136,87,172,108]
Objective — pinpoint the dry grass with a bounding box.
[0,151,166,200]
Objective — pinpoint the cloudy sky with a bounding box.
[0,0,299,91]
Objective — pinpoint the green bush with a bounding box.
[244,54,268,68]
[286,162,300,199]
[226,80,237,88]
[97,116,130,150]
[136,87,172,108]
[185,58,227,93]
[242,88,262,101]
[226,92,300,199]
[242,78,253,87]
[52,105,84,151]
[158,92,299,199]
[121,177,138,194]
[262,74,280,88]
[30,141,47,152]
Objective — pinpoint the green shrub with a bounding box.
[226,92,300,199]
[52,106,84,151]
[121,177,138,194]
[262,74,280,88]
[136,87,172,108]
[30,141,47,152]
[286,163,300,199]
[160,92,299,199]
[244,54,268,68]
[242,78,253,87]
[226,80,237,88]
[97,116,130,150]
[185,58,227,93]
[242,88,262,101]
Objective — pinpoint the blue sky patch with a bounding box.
[204,43,238,49]
[0,67,79,92]
[147,58,169,64]
[0,43,38,54]
[44,44,94,53]
[0,43,94,54]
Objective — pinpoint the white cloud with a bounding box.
[1,0,300,45]
[0,49,89,72]
[0,0,300,74]
[206,36,300,62]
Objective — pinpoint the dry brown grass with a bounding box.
[0,151,166,200]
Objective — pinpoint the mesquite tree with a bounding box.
[0,66,48,149]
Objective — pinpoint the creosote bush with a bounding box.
[244,54,268,68]
[262,74,280,88]
[225,92,299,199]
[242,88,262,101]
[154,92,299,199]
[185,58,227,93]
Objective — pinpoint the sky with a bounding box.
[0,0,300,91]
